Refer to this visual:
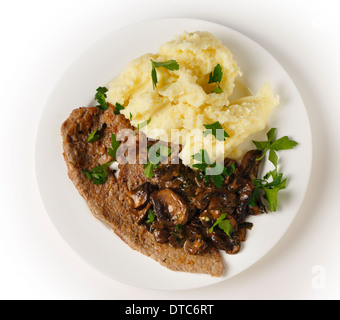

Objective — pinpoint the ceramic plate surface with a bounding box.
[35,18,312,290]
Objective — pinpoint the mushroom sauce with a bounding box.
[126,149,265,256]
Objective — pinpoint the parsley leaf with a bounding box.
[146,209,156,224]
[138,118,151,130]
[209,64,223,83]
[209,164,227,189]
[252,128,298,161]
[192,149,227,188]
[143,143,172,179]
[252,168,287,212]
[192,149,210,172]
[150,59,179,89]
[114,102,124,115]
[225,162,236,176]
[143,162,159,179]
[203,121,230,141]
[209,64,223,93]
[95,87,109,110]
[209,213,234,237]
[212,85,223,93]
[82,162,113,185]
[87,128,101,143]
[108,133,120,160]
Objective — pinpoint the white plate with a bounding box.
[35,18,312,290]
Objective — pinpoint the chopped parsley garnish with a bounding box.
[143,143,172,179]
[250,168,287,212]
[150,59,179,89]
[203,121,230,141]
[225,162,236,176]
[129,112,133,121]
[209,64,223,83]
[212,85,223,93]
[114,102,124,115]
[95,87,109,110]
[138,118,151,130]
[252,128,298,162]
[209,213,234,237]
[87,128,101,143]
[209,64,223,93]
[192,149,232,188]
[82,162,113,185]
[175,224,183,233]
[108,133,120,160]
[146,209,156,224]
[250,128,298,212]
[143,162,159,179]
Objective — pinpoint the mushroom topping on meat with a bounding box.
[208,190,237,216]
[238,150,262,180]
[126,182,155,209]
[208,229,241,254]
[194,188,214,210]
[151,189,190,225]
[126,182,155,224]
[126,147,265,256]
[183,232,208,255]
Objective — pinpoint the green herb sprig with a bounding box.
[82,162,113,185]
[252,128,298,162]
[192,149,234,188]
[114,102,124,115]
[95,87,109,110]
[203,121,230,141]
[108,133,120,160]
[143,143,172,179]
[138,118,151,130]
[251,169,287,212]
[146,209,156,224]
[151,59,179,89]
[209,213,234,237]
[87,128,101,143]
[209,64,223,93]
[251,128,298,211]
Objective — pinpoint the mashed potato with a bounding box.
[106,31,279,165]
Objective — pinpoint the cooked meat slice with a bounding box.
[61,105,225,277]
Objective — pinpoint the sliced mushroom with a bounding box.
[198,189,238,226]
[152,220,170,243]
[207,190,237,216]
[194,188,214,210]
[153,228,170,243]
[238,150,262,180]
[228,150,262,191]
[208,229,240,254]
[168,231,186,248]
[223,158,238,185]
[235,181,255,222]
[183,233,208,255]
[134,203,152,225]
[126,182,155,209]
[150,189,190,225]
[236,222,253,242]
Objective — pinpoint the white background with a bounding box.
[1,0,339,300]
